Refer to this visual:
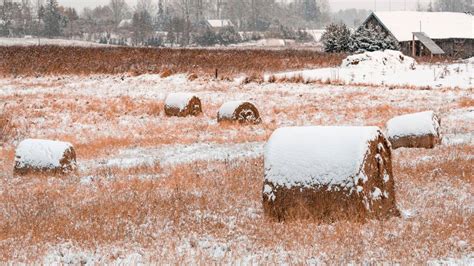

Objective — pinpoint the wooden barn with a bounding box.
[360,12,474,58]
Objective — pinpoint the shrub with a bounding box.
[145,37,163,47]
[194,28,218,47]
[321,23,352,53]
[217,26,242,46]
[296,29,314,43]
[350,24,400,53]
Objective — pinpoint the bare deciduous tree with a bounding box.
[110,0,129,26]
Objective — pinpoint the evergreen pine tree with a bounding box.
[217,26,242,46]
[43,0,62,37]
[132,10,153,45]
[302,0,320,22]
[350,24,399,53]
[321,23,352,53]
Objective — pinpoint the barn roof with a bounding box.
[368,12,474,42]
[412,32,445,54]
[207,19,234,28]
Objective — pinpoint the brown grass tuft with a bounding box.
[160,69,173,78]
[0,107,17,144]
[458,97,474,108]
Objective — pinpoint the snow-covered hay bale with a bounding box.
[341,50,416,70]
[387,111,441,149]
[164,93,202,117]
[14,139,77,175]
[263,126,399,223]
[217,101,261,124]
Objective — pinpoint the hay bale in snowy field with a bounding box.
[217,101,261,124]
[263,126,399,223]
[164,93,202,117]
[387,111,441,149]
[14,139,77,175]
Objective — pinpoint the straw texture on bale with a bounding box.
[164,94,202,117]
[262,127,399,223]
[217,101,261,124]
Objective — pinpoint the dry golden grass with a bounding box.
[0,72,472,263]
[0,106,21,144]
[0,146,472,263]
[0,46,345,77]
[0,109,10,143]
[459,97,474,108]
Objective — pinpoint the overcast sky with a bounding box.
[57,0,432,12]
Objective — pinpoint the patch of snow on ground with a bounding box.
[83,142,264,170]
[427,255,474,265]
[0,37,112,47]
[266,51,474,89]
[43,244,146,265]
[341,50,416,70]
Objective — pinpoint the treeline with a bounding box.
[416,0,473,12]
[0,0,333,46]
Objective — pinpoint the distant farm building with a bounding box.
[360,12,474,58]
[118,19,133,29]
[206,19,234,30]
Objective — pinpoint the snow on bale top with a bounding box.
[264,126,383,190]
[387,111,440,139]
[341,50,416,70]
[164,93,196,111]
[15,139,75,170]
[373,12,474,42]
[218,101,247,119]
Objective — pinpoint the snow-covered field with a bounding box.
[0,37,111,47]
[266,50,474,89]
[0,53,473,263]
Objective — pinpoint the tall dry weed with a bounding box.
[0,46,346,77]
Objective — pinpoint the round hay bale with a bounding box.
[217,101,261,124]
[387,111,441,149]
[164,93,202,117]
[14,139,77,175]
[263,126,399,223]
